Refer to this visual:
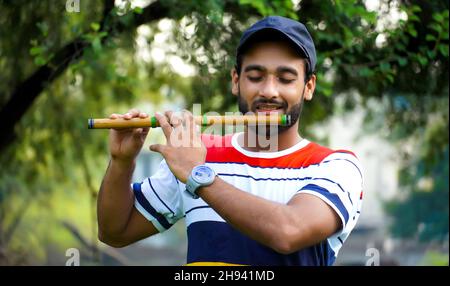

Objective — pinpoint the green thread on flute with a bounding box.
[202,115,208,126]
[281,114,286,126]
[151,116,157,128]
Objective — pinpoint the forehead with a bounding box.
[241,41,305,72]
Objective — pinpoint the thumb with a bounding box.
[149,144,166,154]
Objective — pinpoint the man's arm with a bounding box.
[197,177,341,254]
[97,159,158,248]
[97,109,159,248]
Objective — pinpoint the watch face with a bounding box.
[192,165,215,184]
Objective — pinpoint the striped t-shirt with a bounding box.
[132,132,364,266]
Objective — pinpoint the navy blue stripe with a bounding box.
[187,221,336,266]
[218,172,312,181]
[185,205,211,215]
[298,184,349,224]
[148,178,175,216]
[312,177,347,195]
[218,173,351,205]
[133,183,172,230]
[347,191,353,205]
[337,237,344,244]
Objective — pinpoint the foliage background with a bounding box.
[0,0,448,265]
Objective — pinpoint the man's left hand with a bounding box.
[150,110,206,183]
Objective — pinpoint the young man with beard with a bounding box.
[97,16,364,266]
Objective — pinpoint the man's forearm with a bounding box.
[197,177,299,253]
[97,159,136,236]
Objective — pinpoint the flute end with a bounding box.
[285,114,291,126]
[88,118,93,129]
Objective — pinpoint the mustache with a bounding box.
[251,98,288,111]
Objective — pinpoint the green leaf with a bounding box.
[36,22,49,37]
[411,5,422,13]
[34,56,47,66]
[432,13,444,23]
[386,73,395,83]
[397,57,408,67]
[358,67,374,77]
[92,37,102,53]
[425,34,437,42]
[426,50,436,59]
[438,44,449,57]
[408,27,418,37]
[417,55,428,66]
[29,46,44,56]
[429,23,442,33]
[90,22,100,32]
[379,62,391,72]
[133,7,143,14]
[409,14,420,22]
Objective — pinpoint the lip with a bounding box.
[254,104,284,114]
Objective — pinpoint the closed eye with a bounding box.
[279,78,296,84]
[248,76,263,82]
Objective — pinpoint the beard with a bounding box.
[237,91,303,137]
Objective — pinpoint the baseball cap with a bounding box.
[236,16,317,75]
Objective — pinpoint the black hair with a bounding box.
[235,29,313,83]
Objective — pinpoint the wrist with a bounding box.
[110,157,136,169]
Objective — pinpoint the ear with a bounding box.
[231,68,239,97]
[303,74,316,101]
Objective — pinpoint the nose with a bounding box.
[259,75,279,99]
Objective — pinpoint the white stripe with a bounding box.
[231,132,310,158]
[140,180,172,216]
[185,206,225,227]
[145,179,177,213]
[327,234,343,257]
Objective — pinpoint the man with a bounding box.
[97,16,364,266]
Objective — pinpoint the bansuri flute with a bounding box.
[88,114,291,129]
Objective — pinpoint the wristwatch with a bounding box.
[185,165,217,199]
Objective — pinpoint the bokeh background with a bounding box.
[0,0,448,266]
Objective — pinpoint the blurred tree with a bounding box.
[0,0,448,264]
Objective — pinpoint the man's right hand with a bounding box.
[109,108,150,164]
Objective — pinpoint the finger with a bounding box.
[169,111,183,128]
[149,144,166,154]
[165,111,176,127]
[142,127,150,136]
[139,112,148,118]
[109,113,121,119]
[183,110,195,136]
[182,110,194,125]
[123,108,140,120]
[128,108,140,116]
[155,112,172,141]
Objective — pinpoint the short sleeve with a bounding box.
[132,160,184,232]
[296,152,364,232]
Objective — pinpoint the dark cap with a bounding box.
[236,16,316,75]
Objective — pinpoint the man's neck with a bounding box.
[240,124,302,152]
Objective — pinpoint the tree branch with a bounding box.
[0,0,170,152]
[0,0,257,152]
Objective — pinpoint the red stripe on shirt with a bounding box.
[201,134,355,169]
